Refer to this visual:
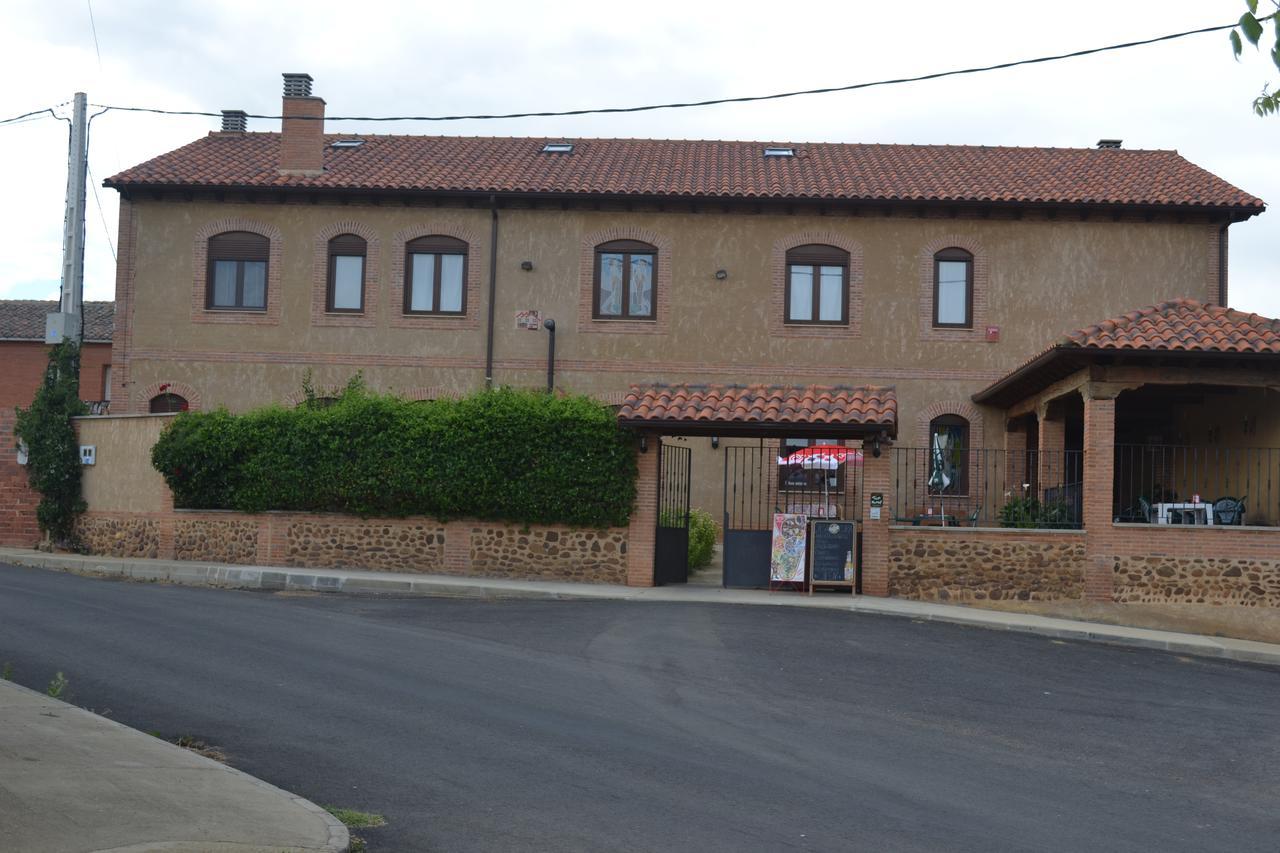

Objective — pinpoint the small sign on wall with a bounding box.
[516,309,542,331]
[79,445,96,466]
[985,325,1001,343]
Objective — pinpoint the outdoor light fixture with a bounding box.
[639,435,648,453]
[711,436,720,449]
[521,260,534,271]
[870,435,882,458]
[714,269,728,280]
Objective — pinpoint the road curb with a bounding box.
[0,679,350,853]
[4,547,1278,669]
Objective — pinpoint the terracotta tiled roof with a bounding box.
[0,300,114,343]
[973,299,1280,406]
[618,384,897,432]
[1062,298,1280,353]
[104,134,1264,212]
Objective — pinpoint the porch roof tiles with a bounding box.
[973,299,1280,408]
[618,383,897,437]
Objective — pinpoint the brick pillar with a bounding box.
[156,484,176,560]
[626,434,658,587]
[859,443,893,597]
[1082,391,1117,602]
[1037,406,1066,496]
[1005,424,1028,496]
[444,520,471,575]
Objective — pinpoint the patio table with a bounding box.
[1155,502,1214,525]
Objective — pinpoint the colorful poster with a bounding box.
[769,513,808,583]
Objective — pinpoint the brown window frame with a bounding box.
[932,247,974,329]
[206,231,270,311]
[784,244,849,325]
[326,233,368,314]
[149,393,189,414]
[927,414,970,496]
[593,239,657,320]
[404,235,468,316]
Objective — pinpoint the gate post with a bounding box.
[626,432,659,587]
[860,442,893,597]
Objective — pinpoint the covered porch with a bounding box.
[974,299,1280,603]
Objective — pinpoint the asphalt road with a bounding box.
[1,564,1278,852]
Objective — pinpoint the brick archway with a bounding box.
[139,380,202,413]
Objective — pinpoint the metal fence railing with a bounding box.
[1114,444,1278,527]
[724,445,864,531]
[891,447,1084,529]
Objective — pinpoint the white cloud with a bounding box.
[1,0,1274,312]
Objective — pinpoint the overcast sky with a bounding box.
[2,1,1276,315]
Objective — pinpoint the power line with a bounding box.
[0,105,67,126]
[85,0,103,68]
[88,20,1238,124]
[86,162,116,262]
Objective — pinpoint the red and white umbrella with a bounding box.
[777,445,863,470]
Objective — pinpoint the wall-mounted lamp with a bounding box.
[639,434,648,453]
[714,269,728,281]
[520,260,534,271]
[710,436,720,449]
[869,435,882,458]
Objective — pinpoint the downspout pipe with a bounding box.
[485,194,499,388]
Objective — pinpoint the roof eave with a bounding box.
[99,180,1266,219]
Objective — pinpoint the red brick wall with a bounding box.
[0,340,112,546]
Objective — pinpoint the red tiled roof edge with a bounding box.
[1061,297,1280,354]
[103,134,1265,213]
[617,383,897,427]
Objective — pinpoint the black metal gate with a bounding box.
[654,441,692,585]
[723,444,864,590]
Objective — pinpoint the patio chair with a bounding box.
[1138,496,1152,523]
[968,507,981,527]
[1212,496,1247,526]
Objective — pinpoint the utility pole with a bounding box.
[46,92,89,354]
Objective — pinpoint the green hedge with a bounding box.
[688,508,718,569]
[151,387,637,527]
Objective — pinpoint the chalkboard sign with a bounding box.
[809,521,856,584]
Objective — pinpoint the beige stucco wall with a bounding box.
[115,198,1226,520]
[76,414,174,513]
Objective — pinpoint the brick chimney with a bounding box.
[279,73,325,174]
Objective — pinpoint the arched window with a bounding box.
[785,244,849,325]
[206,231,269,310]
[327,234,367,313]
[933,247,973,328]
[928,415,970,495]
[149,393,189,414]
[594,240,656,319]
[405,235,468,315]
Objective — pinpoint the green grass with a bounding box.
[324,806,387,829]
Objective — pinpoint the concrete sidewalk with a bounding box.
[0,679,348,852]
[4,546,1279,668]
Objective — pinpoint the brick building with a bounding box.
[80,72,1280,598]
[0,300,113,546]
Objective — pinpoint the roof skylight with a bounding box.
[329,139,364,148]
[541,142,575,154]
[763,147,795,157]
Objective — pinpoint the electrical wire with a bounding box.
[86,20,1239,124]
[0,106,66,126]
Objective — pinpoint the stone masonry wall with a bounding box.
[1114,555,1280,606]
[75,516,160,559]
[285,520,446,572]
[469,525,627,584]
[888,528,1086,602]
[174,518,258,564]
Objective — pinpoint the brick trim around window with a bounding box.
[917,400,984,498]
[918,234,988,342]
[578,226,671,335]
[387,225,483,330]
[312,221,382,328]
[770,231,864,339]
[191,218,283,326]
[137,380,203,413]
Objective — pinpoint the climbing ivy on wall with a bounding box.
[14,341,88,543]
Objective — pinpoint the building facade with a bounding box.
[102,74,1264,525]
